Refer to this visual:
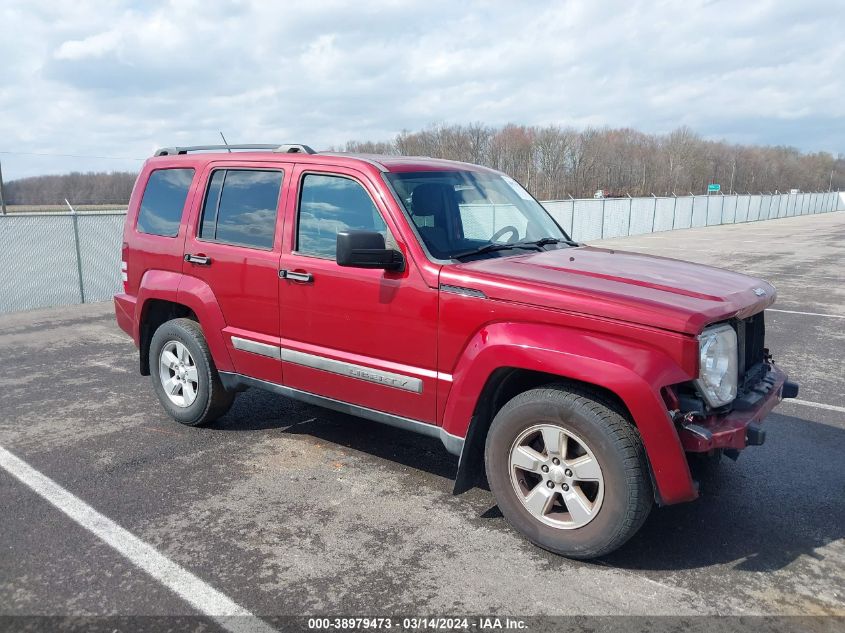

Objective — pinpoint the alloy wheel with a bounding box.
[508,424,604,529]
[158,340,199,408]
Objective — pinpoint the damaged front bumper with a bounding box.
[678,364,799,452]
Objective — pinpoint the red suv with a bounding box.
[115,143,798,558]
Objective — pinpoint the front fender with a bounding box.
[442,322,698,505]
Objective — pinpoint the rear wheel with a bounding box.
[150,318,234,426]
[485,385,652,559]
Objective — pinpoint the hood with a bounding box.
[444,246,776,334]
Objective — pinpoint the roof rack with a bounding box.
[153,144,317,157]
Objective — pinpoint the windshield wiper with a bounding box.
[521,237,580,247]
[451,237,579,260]
[450,241,543,260]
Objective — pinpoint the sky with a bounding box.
[1,0,844,180]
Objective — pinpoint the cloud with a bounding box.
[0,0,843,180]
[54,30,123,60]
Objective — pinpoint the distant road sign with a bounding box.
[707,183,721,193]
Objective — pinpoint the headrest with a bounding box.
[411,183,456,221]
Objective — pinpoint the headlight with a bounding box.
[695,323,738,407]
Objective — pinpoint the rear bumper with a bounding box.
[678,364,795,452]
[113,293,137,344]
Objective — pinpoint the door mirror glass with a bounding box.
[336,231,404,272]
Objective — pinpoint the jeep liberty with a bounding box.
[114,143,798,558]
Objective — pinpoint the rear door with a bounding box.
[277,163,439,423]
[182,161,289,384]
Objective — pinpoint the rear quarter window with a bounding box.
[136,168,195,237]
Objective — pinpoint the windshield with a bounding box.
[384,170,568,260]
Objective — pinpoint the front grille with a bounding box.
[735,312,767,387]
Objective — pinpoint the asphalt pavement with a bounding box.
[0,212,842,627]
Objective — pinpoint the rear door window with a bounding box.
[198,169,283,250]
[136,168,195,237]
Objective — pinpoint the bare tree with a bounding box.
[6,172,137,205]
[7,125,844,205]
[533,125,574,199]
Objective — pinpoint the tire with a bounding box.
[149,318,234,426]
[484,384,652,559]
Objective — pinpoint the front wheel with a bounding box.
[484,385,653,559]
[149,318,234,426]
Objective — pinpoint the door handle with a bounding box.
[184,254,211,266]
[280,269,313,283]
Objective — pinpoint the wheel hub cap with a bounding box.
[548,466,567,485]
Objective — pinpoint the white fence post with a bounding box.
[600,197,605,239]
[671,193,678,229]
[651,194,657,232]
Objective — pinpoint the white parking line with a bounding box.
[785,399,845,414]
[767,308,845,319]
[0,445,277,633]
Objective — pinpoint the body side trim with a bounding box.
[228,334,429,393]
[281,348,423,393]
[219,372,463,455]
[439,284,487,299]
[231,336,281,359]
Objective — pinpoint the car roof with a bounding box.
[328,153,499,174]
[147,146,499,175]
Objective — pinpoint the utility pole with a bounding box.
[0,160,7,215]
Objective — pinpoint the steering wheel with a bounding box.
[490,225,520,243]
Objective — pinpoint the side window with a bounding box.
[198,169,283,250]
[297,174,388,258]
[136,168,195,237]
[199,170,224,239]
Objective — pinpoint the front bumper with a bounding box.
[678,364,797,452]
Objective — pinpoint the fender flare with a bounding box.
[136,270,234,373]
[443,322,698,505]
[134,270,181,343]
[176,275,235,372]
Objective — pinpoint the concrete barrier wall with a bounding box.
[541,190,843,242]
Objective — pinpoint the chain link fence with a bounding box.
[0,191,842,314]
[0,211,126,313]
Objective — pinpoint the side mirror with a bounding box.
[336,231,405,272]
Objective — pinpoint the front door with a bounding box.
[182,162,288,384]
[278,164,438,423]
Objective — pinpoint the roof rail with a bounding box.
[274,144,317,154]
[153,144,316,157]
